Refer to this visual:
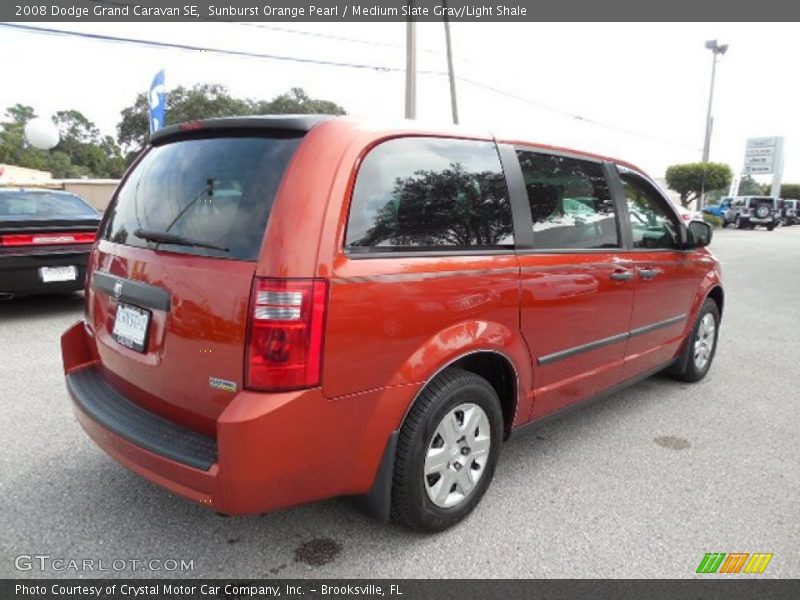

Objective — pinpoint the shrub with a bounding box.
[703,214,724,229]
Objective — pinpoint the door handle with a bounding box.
[610,270,634,281]
[639,267,663,280]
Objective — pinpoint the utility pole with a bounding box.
[404,4,416,120]
[700,39,728,209]
[442,0,459,124]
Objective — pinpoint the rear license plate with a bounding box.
[39,265,77,283]
[112,303,151,353]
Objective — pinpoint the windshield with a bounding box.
[0,191,98,220]
[102,134,302,260]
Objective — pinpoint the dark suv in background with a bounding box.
[779,199,798,226]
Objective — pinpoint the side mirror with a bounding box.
[687,220,713,248]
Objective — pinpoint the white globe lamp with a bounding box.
[24,117,60,150]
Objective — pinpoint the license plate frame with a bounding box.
[39,265,77,283]
[112,302,151,353]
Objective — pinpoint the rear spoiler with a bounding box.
[150,115,335,145]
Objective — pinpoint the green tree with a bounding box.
[0,104,126,178]
[665,162,733,208]
[253,87,347,116]
[0,104,64,174]
[780,183,800,199]
[736,175,769,196]
[116,84,346,157]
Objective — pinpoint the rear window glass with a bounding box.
[0,191,98,220]
[345,137,514,251]
[103,134,302,260]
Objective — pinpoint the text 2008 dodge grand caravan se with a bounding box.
[62,116,723,531]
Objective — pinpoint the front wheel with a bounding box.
[392,368,503,532]
[667,298,720,382]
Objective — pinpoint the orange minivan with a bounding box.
[62,116,723,531]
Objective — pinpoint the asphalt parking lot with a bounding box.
[1,226,798,579]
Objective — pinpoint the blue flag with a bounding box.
[148,69,167,134]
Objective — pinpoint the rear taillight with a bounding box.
[246,277,329,391]
[0,232,96,247]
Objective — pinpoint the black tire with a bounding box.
[767,223,776,231]
[392,367,503,532]
[735,216,745,229]
[667,298,720,382]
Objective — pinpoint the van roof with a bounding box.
[149,114,643,172]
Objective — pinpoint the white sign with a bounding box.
[747,137,778,148]
[744,165,774,175]
[743,137,783,176]
[744,155,772,166]
[745,146,775,157]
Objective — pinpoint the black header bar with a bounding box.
[2,0,799,22]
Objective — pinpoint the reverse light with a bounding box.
[0,232,96,247]
[246,277,329,391]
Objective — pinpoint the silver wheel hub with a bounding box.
[693,313,716,370]
[424,403,491,508]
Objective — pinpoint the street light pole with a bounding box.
[700,40,727,209]
[701,40,728,162]
[404,4,417,120]
[442,0,459,124]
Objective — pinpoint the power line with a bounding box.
[0,22,700,152]
[458,77,701,151]
[0,22,423,73]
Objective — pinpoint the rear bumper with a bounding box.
[0,248,89,296]
[62,320,409,515]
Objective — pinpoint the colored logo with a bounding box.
[697,552,773,574]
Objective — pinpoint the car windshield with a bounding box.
[0,191,98,220]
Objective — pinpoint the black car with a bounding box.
[0,188,101,299]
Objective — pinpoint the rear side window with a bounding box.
[0,191,98,220]
[516,150,619,250]
[103,134,302,260]
[345,137,514,251]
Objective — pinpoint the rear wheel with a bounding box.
[392,368,503,532]
[735,215,745,229]
[767,223,776,231]
[668,298,720,382]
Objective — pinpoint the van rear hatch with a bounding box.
[88,126,305,437]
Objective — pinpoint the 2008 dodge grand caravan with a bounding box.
[62,116,722,531]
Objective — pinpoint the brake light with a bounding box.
[178,120,204,131]
[246,277,329,391]
[0,232,96,247]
